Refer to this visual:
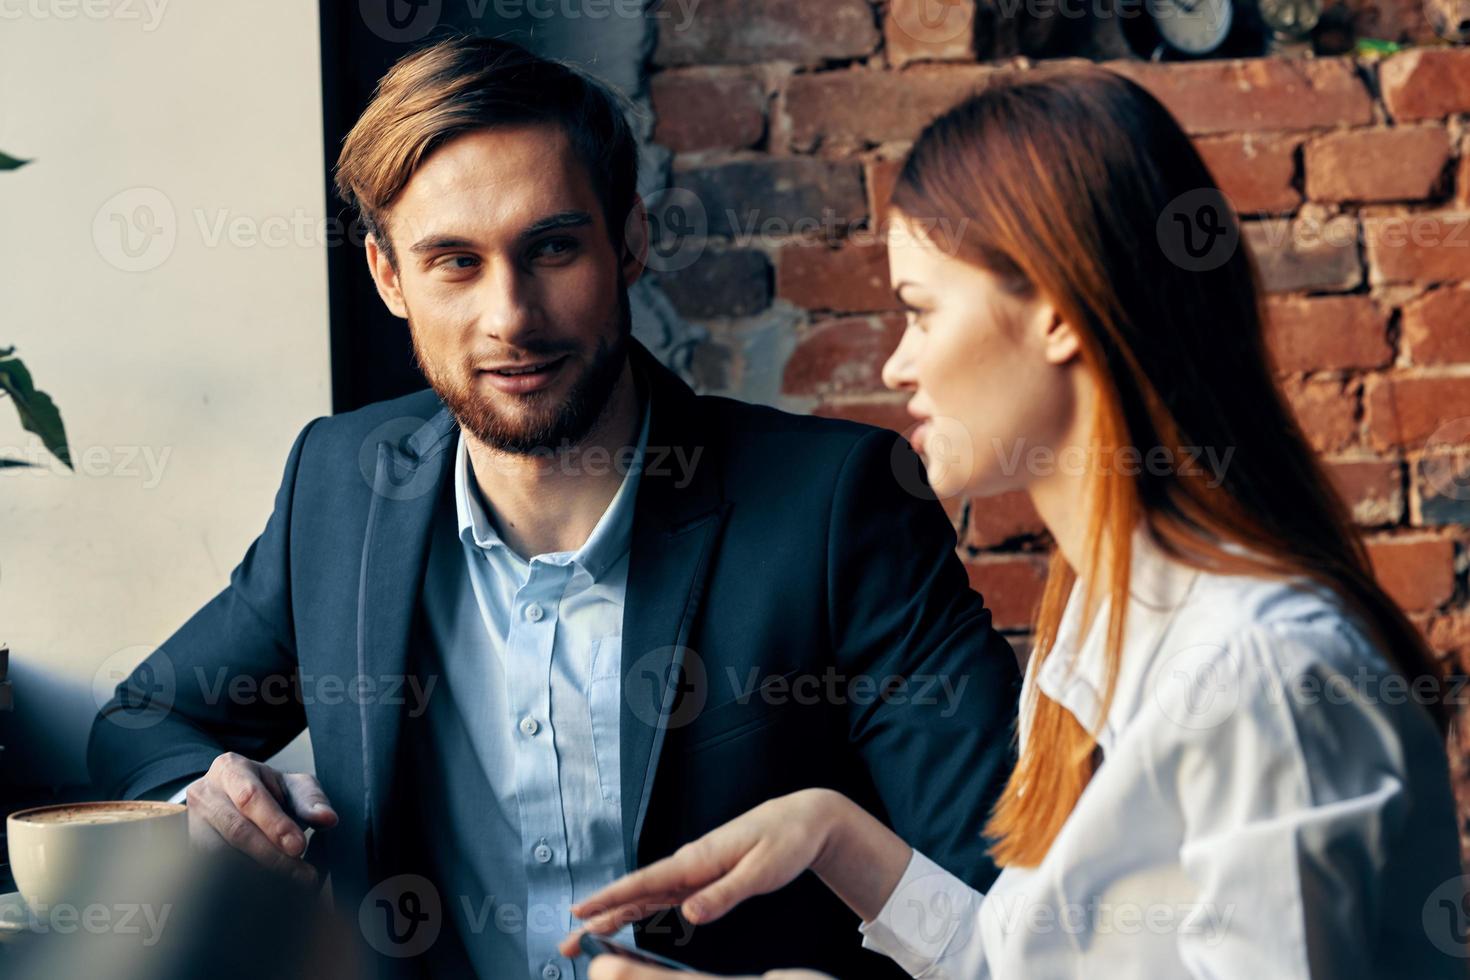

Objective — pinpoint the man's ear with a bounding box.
[619,195,648,288]
[365,231,408,320]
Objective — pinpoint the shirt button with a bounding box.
[533,843,553,863]
[524,602,544,622]
[519,716,539,736]
[542,965,561,980]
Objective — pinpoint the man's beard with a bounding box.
[411,288,632,455]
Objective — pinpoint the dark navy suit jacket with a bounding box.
[88,339,1020,978]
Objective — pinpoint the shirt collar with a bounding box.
[453,395,652,581]
[1024,524,1202,754]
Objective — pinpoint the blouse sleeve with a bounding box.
[1163,618,1458,978]
[856,848,990,979]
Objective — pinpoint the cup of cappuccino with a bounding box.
[6,801,188,914]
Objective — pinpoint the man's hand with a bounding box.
[185,752,338,887]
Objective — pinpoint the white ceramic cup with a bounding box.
[6,800,188,913]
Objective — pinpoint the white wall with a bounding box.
[0,1,331,786]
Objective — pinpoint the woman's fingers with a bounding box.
[586,957,731,980]
[680,847,784,924]
[572,840,725,919]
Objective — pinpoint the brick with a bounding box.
[1364,212,1470,285]
[653,0,880,66]
[1105,57,1373,136]
[1416,451,1470,527]
[1282,376,1360,453]
[885,0,977,65]
[812,398,912,434]
[1304,126,1451,204]
[651,69,766,153]
[964,554,1049,630]
[1379,48,1470,122]
[1264,295,1391,373]
[1403,286,1470,365]
[1367,536,1456,611]
[671,159,866,239]
[1244,216,1362,294]
[1325,458,1404,525]
[653,248,771,319]
[965,490,1047,548]
[782,313,904,397]
[784,66,997,152]
[866,157,906,224]
[776,240,899,312]
[1366,374,1470,450]
[1194,133,1301,215]
[1457,137,1470,209]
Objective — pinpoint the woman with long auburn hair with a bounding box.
[560,65,1464,978]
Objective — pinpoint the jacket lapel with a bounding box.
[357,405,456,870]
[619,343,728,872]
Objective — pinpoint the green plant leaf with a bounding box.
[0,353,72,469]
[0,151,31,171]
[0,458,35,468]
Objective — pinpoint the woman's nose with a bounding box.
[881,327,920,392]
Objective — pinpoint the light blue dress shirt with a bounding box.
[411,400,650,980]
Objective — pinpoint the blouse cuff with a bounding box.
[857,848,981,977]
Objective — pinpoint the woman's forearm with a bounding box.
[807,790,914,923]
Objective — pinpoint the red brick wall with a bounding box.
[645,4,1470,848]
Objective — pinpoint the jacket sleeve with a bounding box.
[86,417,324,799]
[826,427,1022,893]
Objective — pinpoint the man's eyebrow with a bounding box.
[520,210,593,239]
[406,210,594,256]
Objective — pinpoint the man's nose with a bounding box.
[478,262,539,342]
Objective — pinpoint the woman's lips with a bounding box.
[478,355,569,395]
[909,420,932,453]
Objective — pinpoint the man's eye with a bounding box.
[531,237,578,261]
[436,255,479,271]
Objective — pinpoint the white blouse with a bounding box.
[858,529,1464,978]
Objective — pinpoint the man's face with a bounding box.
[365,123,642,454]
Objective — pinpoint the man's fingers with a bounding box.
[281,772,339,827]
[189,779,318,886]
[216,757,306,857]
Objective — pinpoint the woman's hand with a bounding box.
[586,961,830,980]
[558,787,912,961]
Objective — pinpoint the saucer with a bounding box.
[0,891,34,938]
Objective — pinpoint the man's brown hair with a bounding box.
[333,34,639,268]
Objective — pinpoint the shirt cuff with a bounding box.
[857,849,982,978]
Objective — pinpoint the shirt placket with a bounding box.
[507,560,577,980]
